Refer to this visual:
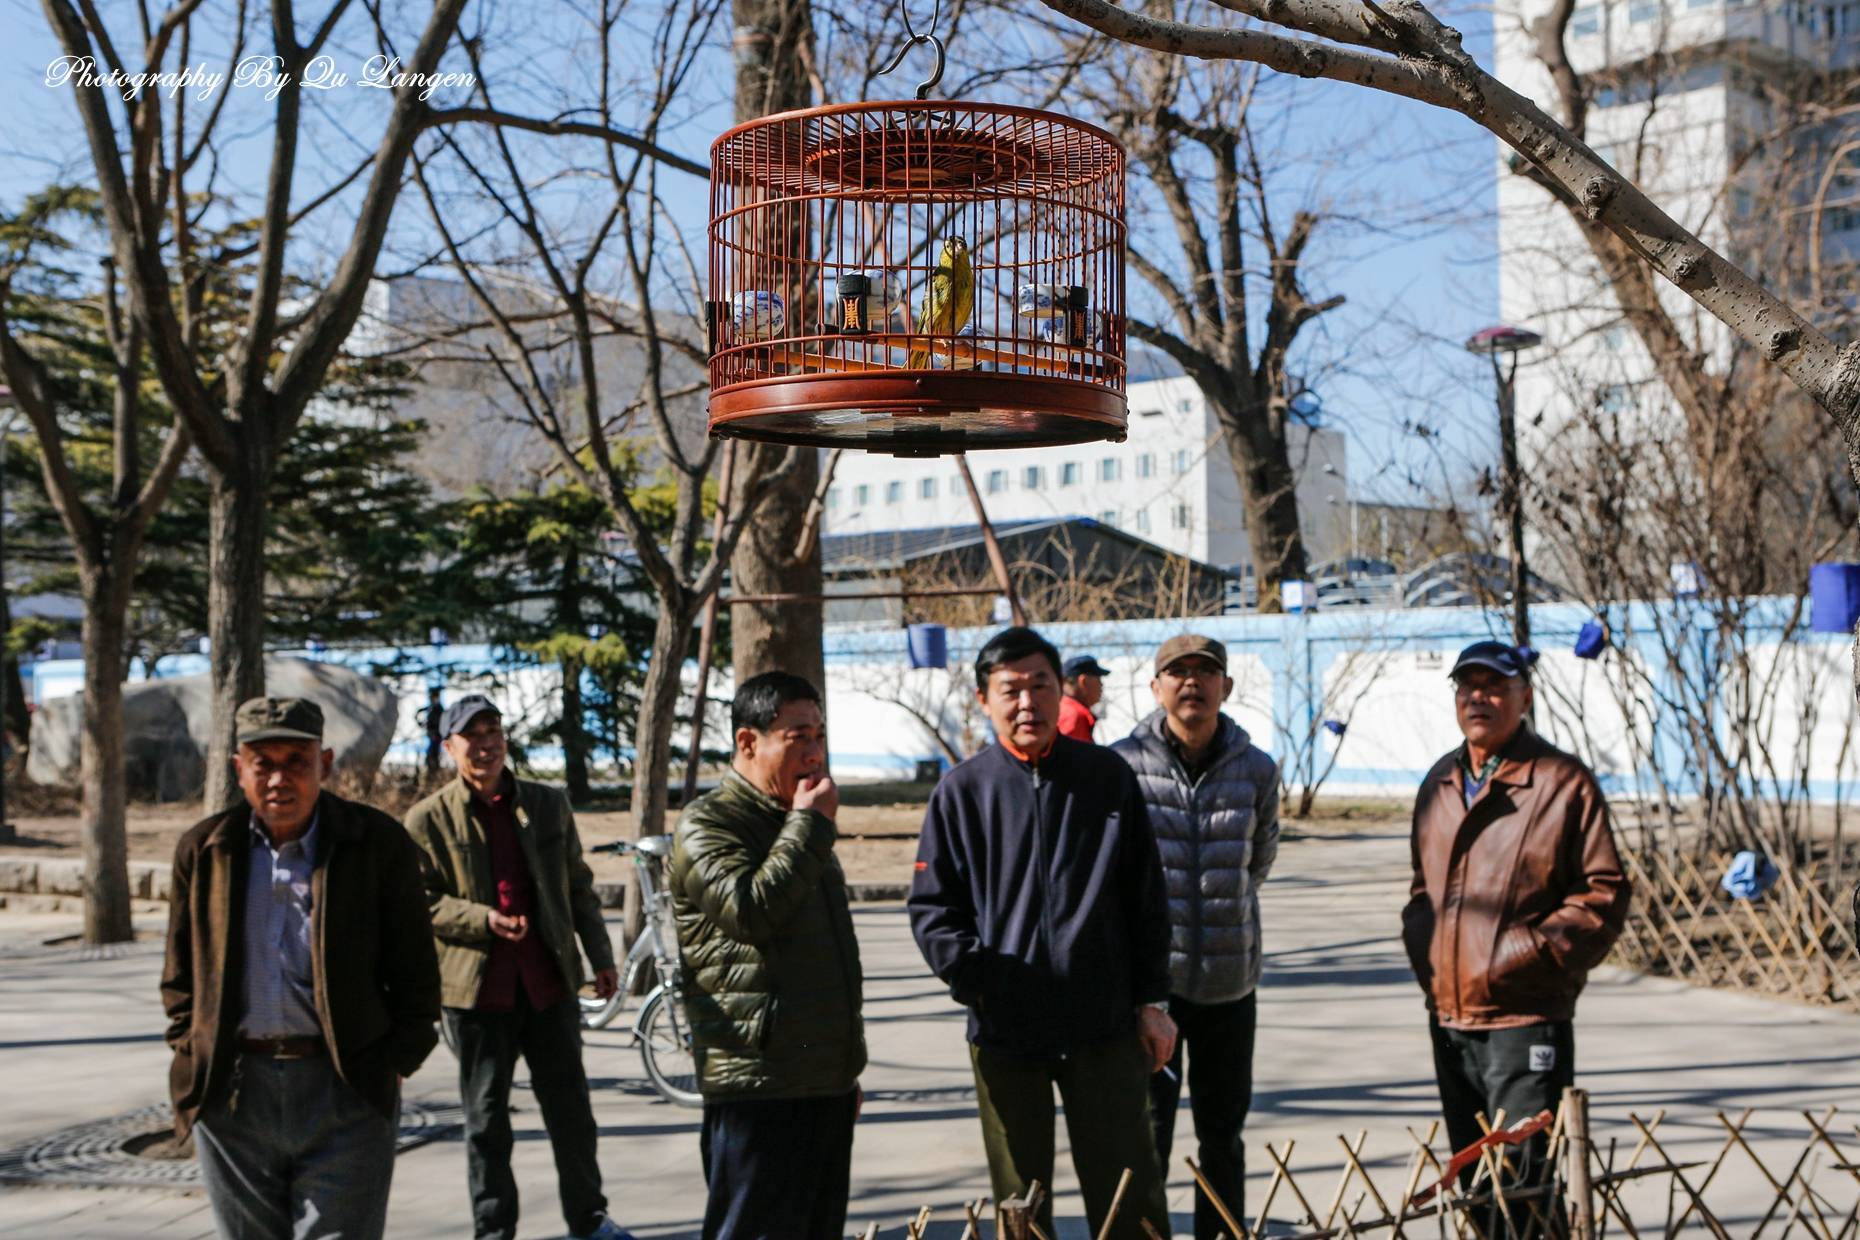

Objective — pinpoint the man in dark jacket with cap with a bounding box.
[1112,633,1279,1238]
[403,694,633,1240]
[911,626,1174,1240]
[1403,641,1629,1202]
[161,697,441,1240]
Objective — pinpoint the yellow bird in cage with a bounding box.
[906,237,974,369]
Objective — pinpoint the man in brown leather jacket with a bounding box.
[1402,641,1628,1193]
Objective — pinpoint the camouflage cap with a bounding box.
[235,697,325,745]
[1154,633,1228,676]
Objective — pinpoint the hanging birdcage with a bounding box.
[706,99,1128,456]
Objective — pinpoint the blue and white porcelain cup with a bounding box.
[730,290,785,341]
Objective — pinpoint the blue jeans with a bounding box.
[194,1052,397,1240]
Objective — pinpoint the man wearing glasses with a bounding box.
[1111,635,1279,1237]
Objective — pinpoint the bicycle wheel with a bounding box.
[637,988,703,1108]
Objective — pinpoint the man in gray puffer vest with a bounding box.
[1111,633,1279,1239]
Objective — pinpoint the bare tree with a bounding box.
[35,0,712,812]
[726,0,829,697]
[1029,0,1860,526]
[1081,52,1345,610]
[0,192,190,943]
[411,0,798,925]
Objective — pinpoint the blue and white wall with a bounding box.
[22,598,1860,805]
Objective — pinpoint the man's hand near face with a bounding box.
[1137,1005,1177,1073]
[488,910,529,941]
[793,774,840,823]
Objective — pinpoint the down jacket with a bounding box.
[1111,711,1280,1004]
[669,771,866,1100]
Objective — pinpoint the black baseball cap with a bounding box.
[236,697,325,745]
[1062,654,1110,679]
[1450,641,1537,680]
[439,694,501,737]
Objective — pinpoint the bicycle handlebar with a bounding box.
[589,840,634,856]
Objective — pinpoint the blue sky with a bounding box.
[0,0,1505,510]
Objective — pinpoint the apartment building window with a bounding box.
[1098,510,1118,527]
[1172,448,1192,476]
[886,480,903,504]
[1571,3,1601,30]
[1629,0,1659,22]
[855,484,871,506]
[919,477,938,500]
[1024,465,1046,490]
[1099,457,1121,482]
[1134,509,1151,534]
[1172,503,1193,530]
[827,488,840,509]
[1060,461,1081,486]
[986,469,1007,494]
[1136,452,1156,479]
[1178,397,1193,413]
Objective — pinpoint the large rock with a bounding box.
[27,657,399,801]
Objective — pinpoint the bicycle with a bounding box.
[581,834,701,1108]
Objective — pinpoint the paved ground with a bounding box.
[1,825,1856,1237]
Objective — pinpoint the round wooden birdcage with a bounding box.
[706,100,1127,457]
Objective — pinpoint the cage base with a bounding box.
[708,372,1127,456]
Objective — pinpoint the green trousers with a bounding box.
[970,1036,1173,1239]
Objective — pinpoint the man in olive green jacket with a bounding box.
[670,671,865,1240]
[403,695,632,1240]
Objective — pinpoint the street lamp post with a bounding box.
[1465,325,1543,649]
[0,387,16,844]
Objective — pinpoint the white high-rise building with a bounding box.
[1492,0,1858,448]
[820,375,1352,571]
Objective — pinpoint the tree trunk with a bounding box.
[1219,408,1310,613]
[561,652,591,804]
[203,466,270,813]
[627,599,697,946]
[728,0,826,697]
[559,544,591,803]
[78,572,133,945]
[728,445,825,691]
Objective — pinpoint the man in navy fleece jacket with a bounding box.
[909,626,1176,1240]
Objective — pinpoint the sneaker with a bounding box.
[572,1218,638,1240]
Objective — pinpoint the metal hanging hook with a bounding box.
[877,0,946,100]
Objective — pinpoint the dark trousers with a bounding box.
[699,1089,858,1240]
[194,1053,397,1240]
[971,1036,1171,1240]
[1431,1017,1574,1231]
[445,992,607,1240]
[1150,992,1256,1240]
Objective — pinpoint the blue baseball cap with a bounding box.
[1450,641,1538,680]
[1062,654,1110,679]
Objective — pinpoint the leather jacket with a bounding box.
[1401,727,1629,1029]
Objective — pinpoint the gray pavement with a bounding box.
[1,826,1856,1237]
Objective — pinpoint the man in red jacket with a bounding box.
[1057,653,1108,742]
[1402,641,1629,1211]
